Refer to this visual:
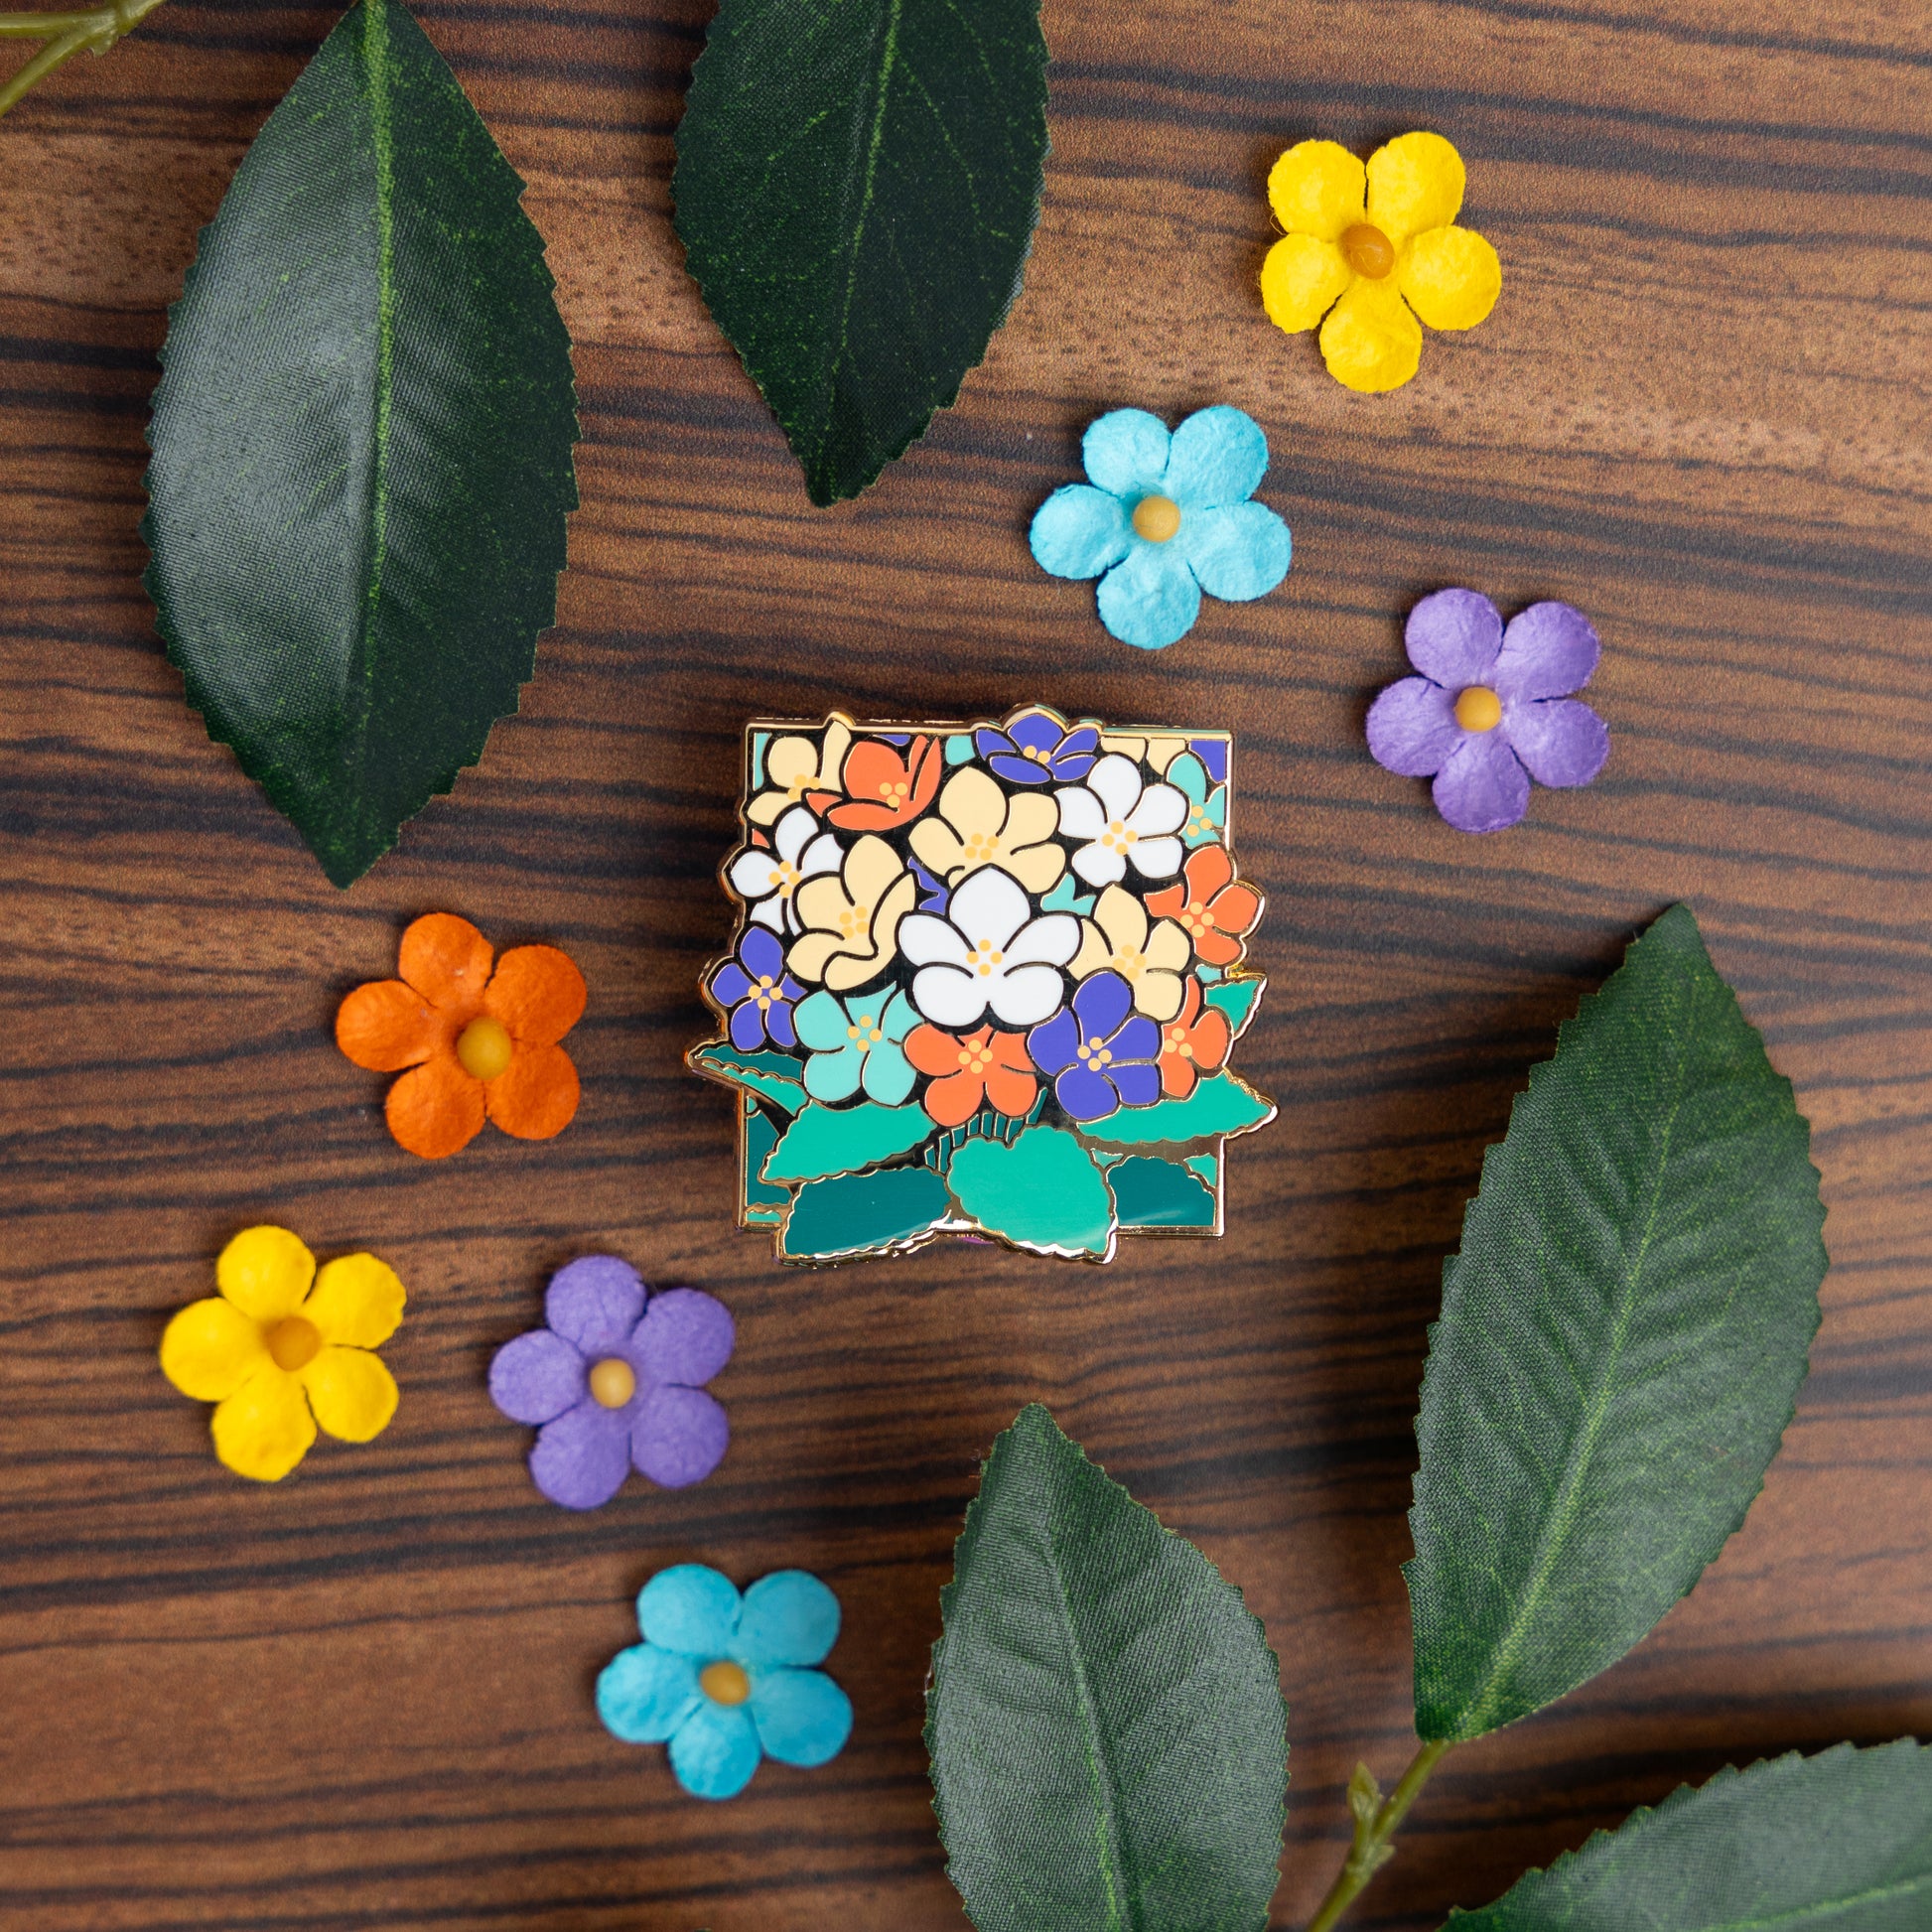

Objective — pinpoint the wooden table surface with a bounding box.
[3,0,1928,1925]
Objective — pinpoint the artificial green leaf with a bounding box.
[1446,1741,1932,1931]
[143,0,577,887]
[763,1100,936,1184]
[1110,1155,1218,1230]
[672,0,1049,504]
[1081,1071,1276,1148]
[947,1125,1114,1257]
[780,1164,951,1261]
[1407,904,1827,1741]
[927,1405,1287,1932]
[690,1043,807,1115]
[1204,976,1266,1039]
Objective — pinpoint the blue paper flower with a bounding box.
[597,1564,853,1801]
[1029,406,1293,650]
[1027,970,1162,1122]
[974,710,1101,785]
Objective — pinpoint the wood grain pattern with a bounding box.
[1,0,1928,1925]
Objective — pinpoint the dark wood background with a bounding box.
[3,0,1928,1925]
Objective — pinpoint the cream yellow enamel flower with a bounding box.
[909,766,1065,894]
[1261,131,1501,393]
[1070,885,1192,1023]
[787,834,917,991]
[746,717,853,827]
[160,1226,404,1482]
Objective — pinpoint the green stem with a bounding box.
[1305,1738,1455,1932]
[0,0,167,119]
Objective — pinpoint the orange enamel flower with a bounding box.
[336,913,587,1160]
[1144,846,1263,969]
[822,735,943,832]
[904,1024,1037,1129]
[1158,979,1231,1100]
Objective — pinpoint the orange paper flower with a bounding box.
[822,735,943,832]
[336,913,587,1160]
[1145,846,1263,969]
[904,1024,1037,1129]
[1158,978,1231,1100]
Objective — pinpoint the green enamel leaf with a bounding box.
[780,1164,951,1261]
[1407,904,1827,1742]
[672,0,1049,504]
[1110,1155,1217,1230]
[741,1099,792,1222]
[1446,1742,1932,1931]
[1081,1071,1276,1149]
[948,1125,1114,1258]
[690,1043,807,1115]
[143,0,577,888]
[763,1100,937,1184]
[1204,975,1266,1039]
[927,1405,1288,1932]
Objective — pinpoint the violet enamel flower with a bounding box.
[1366,589,1609,833]
[489,1257,733,1509]
[1026,970,1162,1122]
[707,925,804,1051]
[974,710,1101,785]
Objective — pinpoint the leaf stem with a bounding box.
[0,0,166,120]
[1305,1738,1455,1932]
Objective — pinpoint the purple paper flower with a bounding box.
[1027,970,1162,1122]
[975,710,1101,785]
[489,1256,734,1510]
[1366,589,1609,834]
[707,926,805,1052]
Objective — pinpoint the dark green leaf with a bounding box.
[928,1405,1287,1932]
[143,0,577,887]
[763,1100,937,1184]
[1446,1741,1932,1931]
[672,0,1048,504]
[1110,1155,1218,1230]
[948,1125,1114,1257]
[780,1164,951,1261]
[1407,904,1827,1740]
[1081,1071,1276,1149]
[690,1043,807,1115]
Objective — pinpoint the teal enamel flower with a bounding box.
[1167,751,1227,848]
[794,988,918,1104]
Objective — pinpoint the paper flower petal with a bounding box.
[489,1327,587,1426]
[668,1702,762,1801]
[1318,273,1424,393]
[1081,407,1171,496]
[1030,483,1133,579]
[546,1254,646,1355]
[385,1055,486,1160]
[1493,600,1600,702]
[733,1571,842,1670]
[1366,675,1462,777]
[631,1385,730,1489]
[1266,138,1367,240]
[529,1399,633,1509]
[1433,729,1532,833]
[1506,698,1610,788]
[160,1297,267,1402]
[335,979,442,1071]
[1399,223,1501,331]
[485,944,588,1047]
[1180,502,1292,602]
[597,1642,703,1744]
[210,1366,316,1482]
[1365,130,1464,246]
[1096,544,1202,650]
[1405,587,1504,689]
[215,1225,316,1324]
[1162,405,1269,510]
[300,1345,398,1444]
[638,1564,744,1659]
[635,1287,735,1388]
[749,1668,853,1768]
[397,912,492,1015]
[1260,231,1352,332]
[484,1041,580,1140]
[302,1252,405,1349]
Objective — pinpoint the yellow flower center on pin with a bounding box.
[588,1356,636,1409]
[267,1314,321,1372]
[1341,221,1396,279]
[1454,686,1503,733]
[456,1016,514,1081]
[1077,1035,1113,1067]
[1133,494,1181,543]
[1167,1027,1194,1059]
[701,1660,752,1706]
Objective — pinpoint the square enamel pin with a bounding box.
[689,706,1274,1264]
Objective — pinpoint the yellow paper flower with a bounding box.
[1260,131,1501,393]
[1070,885,1193,1023]
[160,1226,404,1482]
[787,834,917,992]
[909,766,1066,894]
[746,717,853,826]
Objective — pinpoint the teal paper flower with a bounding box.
[597,1564,853,1800]
[1166,751,1227,847]
[794,987,918,1104]
[1029,406,1292,650]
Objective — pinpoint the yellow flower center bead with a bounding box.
[700,1660,752,1706]
[267,1314,321,1372]
[1133,494,1181,543]
[457,1016,514,1081]
[589,1357,636,1408]
[1341,222,1396,279]
[1454,686,1503,733]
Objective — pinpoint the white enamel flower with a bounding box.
[898,866,1079,1030]
[1055,753,1187,887]
[725,805,842,932]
